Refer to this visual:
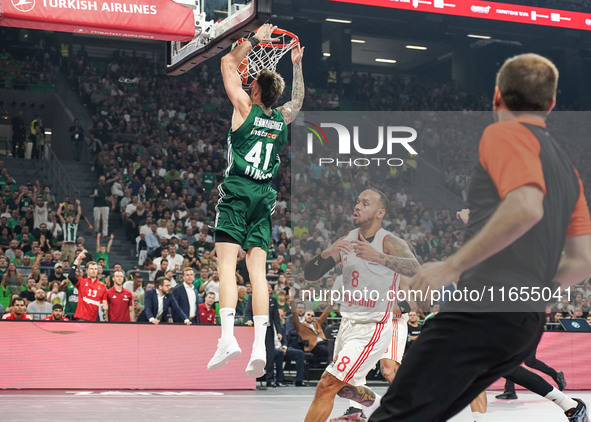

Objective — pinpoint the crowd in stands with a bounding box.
[0,28,63,90]
[2,39,591,389]
[3,42,591,336]
[0,48,56,90]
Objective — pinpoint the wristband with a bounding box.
[398,300,411,314]
[304,254,335,281]
[248,36,260,48]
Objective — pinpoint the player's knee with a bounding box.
[380,361,399,384]
[316,372,343,396]
[382,367,394,383]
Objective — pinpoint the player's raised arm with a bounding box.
[278,43,305,124]
[304,237,351,281]
[220,24,278,123]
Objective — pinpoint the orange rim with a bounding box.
[236,28,299,49]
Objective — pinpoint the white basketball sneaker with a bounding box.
[245,349,266,378]
[207,337,242,370]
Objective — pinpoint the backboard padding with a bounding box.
[166,0,271,75]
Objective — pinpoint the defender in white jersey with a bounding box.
[330,275,413,422]
[302,189,420,422]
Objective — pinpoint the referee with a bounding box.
[371,53,591,421]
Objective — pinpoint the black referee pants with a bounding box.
[503,349,558,393]
[369,311,546,422]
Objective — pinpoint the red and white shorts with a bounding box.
[383,313,408,363]
[327,317,393,386]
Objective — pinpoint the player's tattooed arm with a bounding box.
[279,44,305,124]
[337,385,376,407]
[379,235,421,277]
[279,64,304,124]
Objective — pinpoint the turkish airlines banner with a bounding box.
[330,0,591,32]
[0,0,195,41]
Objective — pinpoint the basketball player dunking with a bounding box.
[301,189,420,422]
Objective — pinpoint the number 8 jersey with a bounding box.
[224,104,288,182]
[339,228,400,323]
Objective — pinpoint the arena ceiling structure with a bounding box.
[1,0,591,103]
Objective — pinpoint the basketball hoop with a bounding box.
[233,27,299,88]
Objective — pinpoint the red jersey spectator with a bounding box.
[2,297,33,320]
[104,270,135,322]
[68,250,107,321]
[43,304,69,321]
[199,292,216,324]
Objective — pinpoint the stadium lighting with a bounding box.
[375,58,396,63]
[325,18,352,24]
[351,39,366,44]
[406,45,427,50]
[467,34,491,39]
[323,52,331,57]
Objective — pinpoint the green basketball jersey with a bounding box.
[64,282,79,316]
[224,105,288,182]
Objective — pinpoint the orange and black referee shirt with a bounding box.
[461,118,591,290]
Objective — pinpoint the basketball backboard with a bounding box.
[166,0,271,75]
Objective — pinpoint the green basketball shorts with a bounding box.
[213,176,276,252]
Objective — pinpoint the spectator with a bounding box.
[203,270,220,302]
[193,267,209,294]
[32,184,49,229]
[153,259,169,281]
[68,251,107,321]
[104,270,135,322]
[123,272,145,303]
[556,294,575,315]
[19,277,37,305]
[1,261,23,294]
[290,305,331,359]
[95,233,114,269]
[2,297,33,320]
[57,200,81,263]
[26,288,52,320]
[137,276,190,325]
[110,173,124,211]
[199,292,216,324]
[42,303,69,321]
[50,263,66,284]
[46,281,65,306]
[152,247,170,272]
[200,250,215,270]
[171,267,202,324]
[91,175,111,237]
[184,245,200,270]
[406,311,422,353]
[69,118,84,161]
[40,185,56,209]
[193,233,213,258]
[235,285,248,324]
[145,223,161,257]
[63,268,79,319]
[166,244,184,273]
[274,318,306,387]
[285,301,306,349]
[5,239,19,261]
[36,272,47,290]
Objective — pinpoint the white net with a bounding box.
[233,29,299,88]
